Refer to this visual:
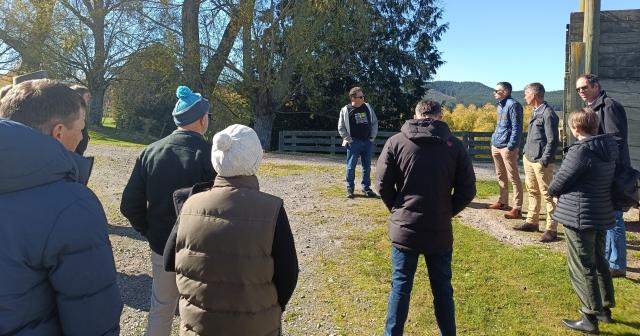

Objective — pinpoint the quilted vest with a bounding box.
[175,175,282,336]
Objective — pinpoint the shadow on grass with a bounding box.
[90,126,158,147]
[108,224,145,242]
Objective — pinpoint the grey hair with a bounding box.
[524,82,545,96]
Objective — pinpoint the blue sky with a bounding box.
[433,0,639,91]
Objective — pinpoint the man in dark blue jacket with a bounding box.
[488,82,524,220]
[0,80,122,335]
[121,85,216,336]
[376,100,476,336]
[576,74,630,278]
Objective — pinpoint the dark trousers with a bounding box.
[384,247,455,336]
[565,227,615,315]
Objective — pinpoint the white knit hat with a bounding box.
[211,124,263,177]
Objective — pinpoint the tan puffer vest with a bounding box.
[175,175,282,336]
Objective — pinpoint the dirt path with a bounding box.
[86,145,640,335]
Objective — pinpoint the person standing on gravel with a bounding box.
[576,74,630,278]
[121,85,216,336]
[513,83,560,242]
[375,100,476,336]
[167,124,298,335]
[0,80,122,335]
[487,81,524,220]
[338,86,379,198]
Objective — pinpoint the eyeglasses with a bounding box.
[493,89,504,94]
[575,85,590,93]
[207,112,213,120]
[352,95,364,99]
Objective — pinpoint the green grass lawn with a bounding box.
[314,185,640,336]
[88,117,157,147]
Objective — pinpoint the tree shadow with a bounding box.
[117,272,152,312]
[108,223,145,242]
[117,272,180,316]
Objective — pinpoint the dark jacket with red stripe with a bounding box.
[375,119,476,254]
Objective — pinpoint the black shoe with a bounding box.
[597,308,613,324]
[609,268,626,278]
[346,189,354,198]
[364,189,377,197]
[562,312,599,334]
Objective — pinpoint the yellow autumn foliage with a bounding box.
[442,103,533,133]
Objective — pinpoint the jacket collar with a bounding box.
[213,175,260,191]
[173,128,205,139]
[588,91,607,110]
[498,95,512,107]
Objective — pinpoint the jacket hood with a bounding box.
[0,119,92,194]
[401,118,452,144]
[577,133,619,163]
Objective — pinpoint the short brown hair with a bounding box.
[349,86,363,98]
[0,79,85,134]
[415,100,442,118]
[568,108,599,135]
[577,73,600,87]
[0,84,12,100]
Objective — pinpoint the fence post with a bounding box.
[330,135,336,155]
[278,131,284,152]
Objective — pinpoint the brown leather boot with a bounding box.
[487,202,509,210]
[503,208,521,219]
[539,230,558,242]
[513,222,539,232]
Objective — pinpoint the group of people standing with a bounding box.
[337,75,631,335]
[0,71,632,336]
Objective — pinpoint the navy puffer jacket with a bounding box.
[0,120,122,335]
[549,134,618,231]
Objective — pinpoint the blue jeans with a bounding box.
[384,247,455,336]
[605,211,626,271]
[345,139,373,191]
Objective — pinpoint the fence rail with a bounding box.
[278,130,563,162]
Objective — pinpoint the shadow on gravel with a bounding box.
[118,272,151,312]
[109,224,145,242]
[467,201,489,209]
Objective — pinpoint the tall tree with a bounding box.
[51,0,153,125]
[234,0,447,148]
[0,0,56,72]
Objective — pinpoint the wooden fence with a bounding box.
[278,130,563,162]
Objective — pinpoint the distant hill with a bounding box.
[426,81,563,111]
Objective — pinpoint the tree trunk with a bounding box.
[87,0,107,126]
[89,84,107,125]
[252,92,276,150]
[182,0,203,92]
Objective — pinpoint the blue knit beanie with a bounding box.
[172,86,210,126]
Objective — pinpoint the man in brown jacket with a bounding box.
[375,100,476,336]
[171,124,298,336]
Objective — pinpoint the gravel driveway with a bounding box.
[86,144,640,335]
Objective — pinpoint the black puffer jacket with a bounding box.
[375,119,476,254]
[549,134,618,230]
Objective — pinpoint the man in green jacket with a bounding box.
[121,85,216,336]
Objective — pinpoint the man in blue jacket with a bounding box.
[0,79,122,335]
[488,82,524,220]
